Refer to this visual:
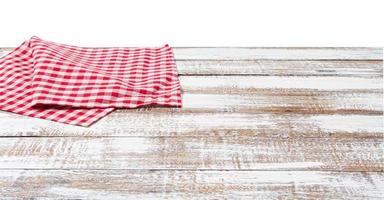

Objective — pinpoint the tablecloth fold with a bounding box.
[0,37,182,126]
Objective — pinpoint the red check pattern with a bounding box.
[0,37,182,126]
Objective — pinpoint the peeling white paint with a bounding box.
[0,170,383,199]
[0,111,382,136]
[173,48,383,60]
[181,76,383,90]
[312,115,384,132]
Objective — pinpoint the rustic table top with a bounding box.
[0,47,383,199]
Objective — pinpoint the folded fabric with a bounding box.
[0,37,182,126]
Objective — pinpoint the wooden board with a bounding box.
[0,112,382,138]
[177,60,383,77]
[0,137,382,171]
[0,47,383,199]
[172,47,383,60]
[0,170,383,199]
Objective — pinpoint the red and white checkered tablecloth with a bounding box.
[0,37,182,126]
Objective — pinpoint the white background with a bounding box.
[0,0,383,47]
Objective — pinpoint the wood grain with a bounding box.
[0,170,383,199]
[172,47,383,60]
[0,111,382,138]
[0,137,382,171]
[180,76,382,92]
[177,60,383,77]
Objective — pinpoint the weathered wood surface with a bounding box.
[0,170,383,199]
[177,60,383,77]
[0,47,383,199]
[172,47,383,60]
[0,137,382,171]
[0,112,382,138]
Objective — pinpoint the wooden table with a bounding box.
[0,47,383,199]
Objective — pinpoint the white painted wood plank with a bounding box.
[0,137,382,170]
[0,170,383,199]
[180,76,383,91]
[172,47,383,60]
[176,60,383,77]
[0,112,382,137]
